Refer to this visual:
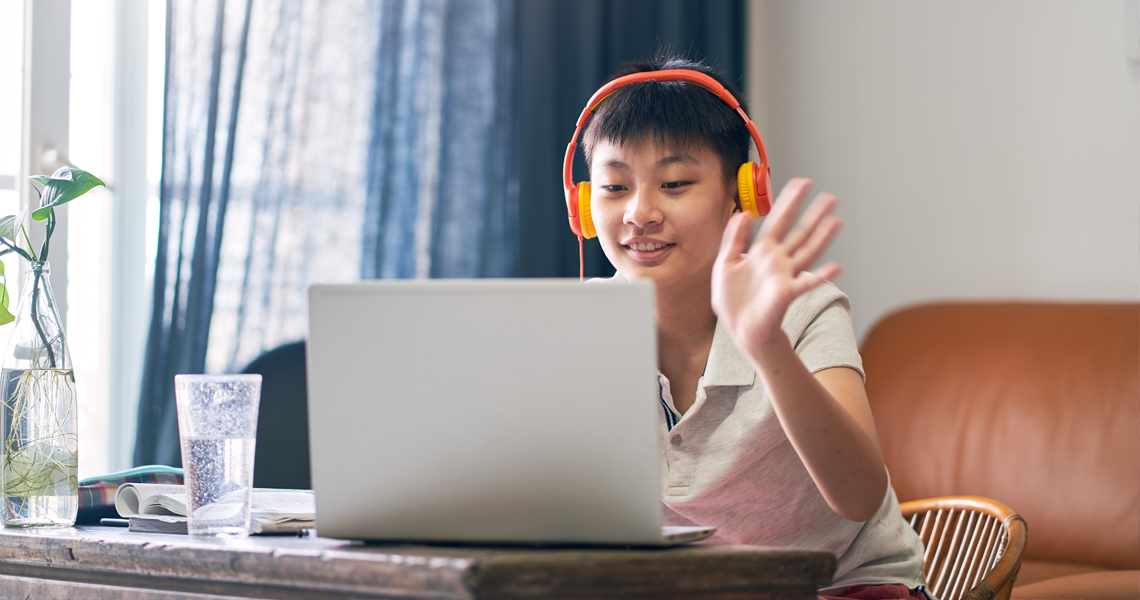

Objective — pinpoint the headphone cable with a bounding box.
[578,235,584,282]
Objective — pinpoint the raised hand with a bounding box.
[711,178,843,351]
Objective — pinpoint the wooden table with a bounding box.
[0,526,835,599]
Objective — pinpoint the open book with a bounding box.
[115,483,315,535]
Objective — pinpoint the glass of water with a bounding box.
[174,374,262,538]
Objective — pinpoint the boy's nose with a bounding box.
[624,188,663,228]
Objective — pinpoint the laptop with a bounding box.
[305,279,714,546]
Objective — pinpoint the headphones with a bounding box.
[562,69,773,244]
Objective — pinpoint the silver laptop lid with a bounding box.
[306,279,662,544]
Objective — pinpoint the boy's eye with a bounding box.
[600,185,626,193]
[662,181,690,190]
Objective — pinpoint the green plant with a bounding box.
[0,167,98,515]
[0,167,105,329]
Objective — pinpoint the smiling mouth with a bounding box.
[624,242,674,252]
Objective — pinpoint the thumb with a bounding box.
[717,212,752,265]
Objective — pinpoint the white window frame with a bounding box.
[20,0,155,472]
[20,0,72,311]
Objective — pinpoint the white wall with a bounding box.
[747,0,1140,340]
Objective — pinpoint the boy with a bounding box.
[575,55,929,600]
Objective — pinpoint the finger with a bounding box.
[783,192,838,254]
[717,212,753,264]
[791,215,842,272]
[757,177,812,242]
[791,262,843,297]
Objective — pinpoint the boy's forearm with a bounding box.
[741,332,888,522]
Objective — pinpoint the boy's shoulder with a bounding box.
[782,280,852,338]
[797,278,849,307]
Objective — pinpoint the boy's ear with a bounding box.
[726,171,743,214]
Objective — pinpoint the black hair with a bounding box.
[581,52,751,183]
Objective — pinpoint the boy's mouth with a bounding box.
[623,242,672,252]
[623,242,675,260]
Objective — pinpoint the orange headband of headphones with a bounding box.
[562,69,772,279]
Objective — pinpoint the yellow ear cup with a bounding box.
[577,181,596,239]
[737,163,759,219]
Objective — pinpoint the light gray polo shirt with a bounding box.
[654,282,927,594]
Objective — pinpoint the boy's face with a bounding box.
[589,137,738,291]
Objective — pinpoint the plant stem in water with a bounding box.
[29,271,56,369]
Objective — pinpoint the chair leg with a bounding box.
[992,563,1019,600]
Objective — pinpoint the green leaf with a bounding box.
[0,217,16,242]
[0,208,27,243]
[0,283,13,327]
[29,167,105,221]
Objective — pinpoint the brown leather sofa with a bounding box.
[861,302,1139,600]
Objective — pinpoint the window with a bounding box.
[15,0,166,478]
[0,3,22,288]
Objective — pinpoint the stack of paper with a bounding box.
[115,483,315,535]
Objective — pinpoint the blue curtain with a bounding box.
[362,1,517,279]
[134,0,517,466]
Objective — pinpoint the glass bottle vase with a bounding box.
[0,261,77,527]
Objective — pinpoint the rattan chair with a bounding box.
[900,496,1027,600]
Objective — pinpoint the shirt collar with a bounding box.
[702,320,756,387]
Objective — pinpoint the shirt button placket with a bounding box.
[666,428,691,496]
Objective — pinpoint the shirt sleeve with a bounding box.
[784,282,865,382]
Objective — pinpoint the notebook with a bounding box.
[305,279,714,546]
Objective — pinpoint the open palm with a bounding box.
[711,178,843,351]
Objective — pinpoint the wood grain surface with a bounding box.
[0,526,835,599]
